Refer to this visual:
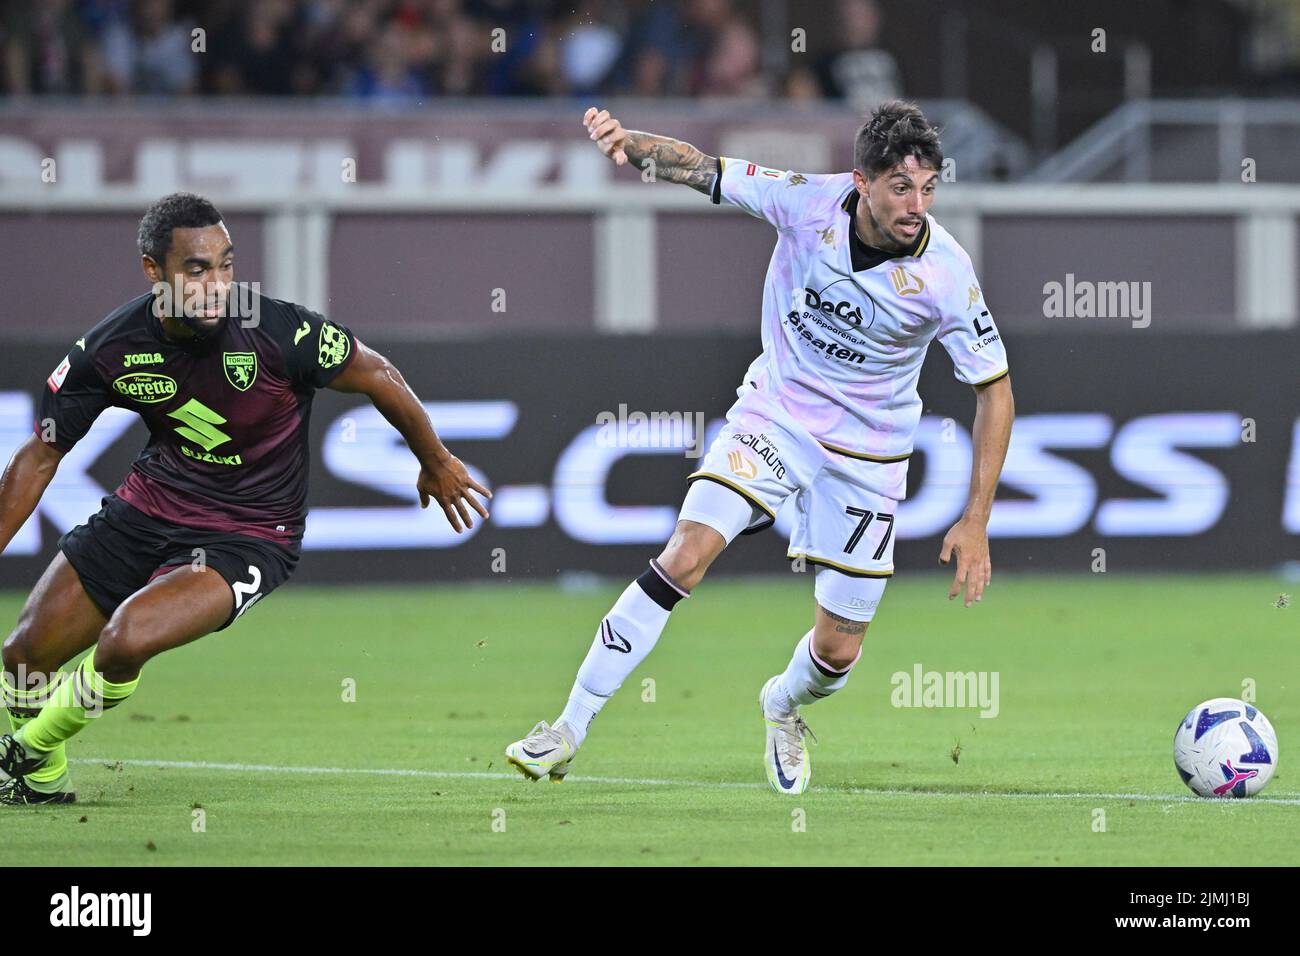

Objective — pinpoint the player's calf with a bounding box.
[758,575,881,794]
[505,522,724,775]
[553,556,695,745]
[554,520,726,743]
[505,491,749,775]
[90,614,154,685]
[763,577,879,719]
[758,627,857,796]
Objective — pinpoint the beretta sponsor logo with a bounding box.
[113,372,178,404]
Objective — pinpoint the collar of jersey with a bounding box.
[840,189,930,271]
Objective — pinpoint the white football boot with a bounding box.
[505,721,578,783]
[760,676,816,795]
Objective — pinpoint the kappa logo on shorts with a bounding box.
[727,450,758,480]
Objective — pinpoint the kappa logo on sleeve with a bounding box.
[318,320,351,369]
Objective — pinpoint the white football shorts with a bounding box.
[677,389,900,621]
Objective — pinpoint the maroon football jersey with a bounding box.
[38,285,357,543]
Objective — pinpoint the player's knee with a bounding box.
[657,523,724,591]
[94,614,152,677]
[814,606,869,671]
[655,546,709,591]
[2,622,61,678]
[813,638,862,672]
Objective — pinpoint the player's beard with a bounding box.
[176,312,228,341]
[177,286,232,341]
[865,204,911,252]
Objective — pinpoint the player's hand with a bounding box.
[583,106,629,166]
[418,456,492,533]
[939,517,991,607]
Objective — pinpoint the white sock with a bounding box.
[766,630,860,717]
[556,559,689,746]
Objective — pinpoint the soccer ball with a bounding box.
[1173,698,1278,798]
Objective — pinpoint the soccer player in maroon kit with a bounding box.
[0,193,490,804]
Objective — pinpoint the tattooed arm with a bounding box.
[583,106,719,196]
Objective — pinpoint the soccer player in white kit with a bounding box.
[506,101,1015,794]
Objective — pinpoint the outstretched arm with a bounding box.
[584,107,719,196]
[939,375,1014,606]
[0,436,63,555]
[329,340,491,533]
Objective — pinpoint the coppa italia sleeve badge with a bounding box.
[47,355,72,392]
[318,320,350,369]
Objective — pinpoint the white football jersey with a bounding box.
[711,157,1009,497]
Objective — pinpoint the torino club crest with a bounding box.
[223,352,258,392]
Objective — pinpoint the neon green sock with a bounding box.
[16,649,139,770]
[2,670,70,791]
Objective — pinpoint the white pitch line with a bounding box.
[72,758,1300,806]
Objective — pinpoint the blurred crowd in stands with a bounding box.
[3,0,1298,103]
[0,0,903,104]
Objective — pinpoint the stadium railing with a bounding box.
[2,183,1294,332]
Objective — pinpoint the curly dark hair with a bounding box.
[137,192,224,264]
[853,100,943,178]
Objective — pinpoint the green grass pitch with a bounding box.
[2,572,1297,866]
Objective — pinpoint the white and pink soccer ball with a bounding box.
[1173,698,1279,798]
